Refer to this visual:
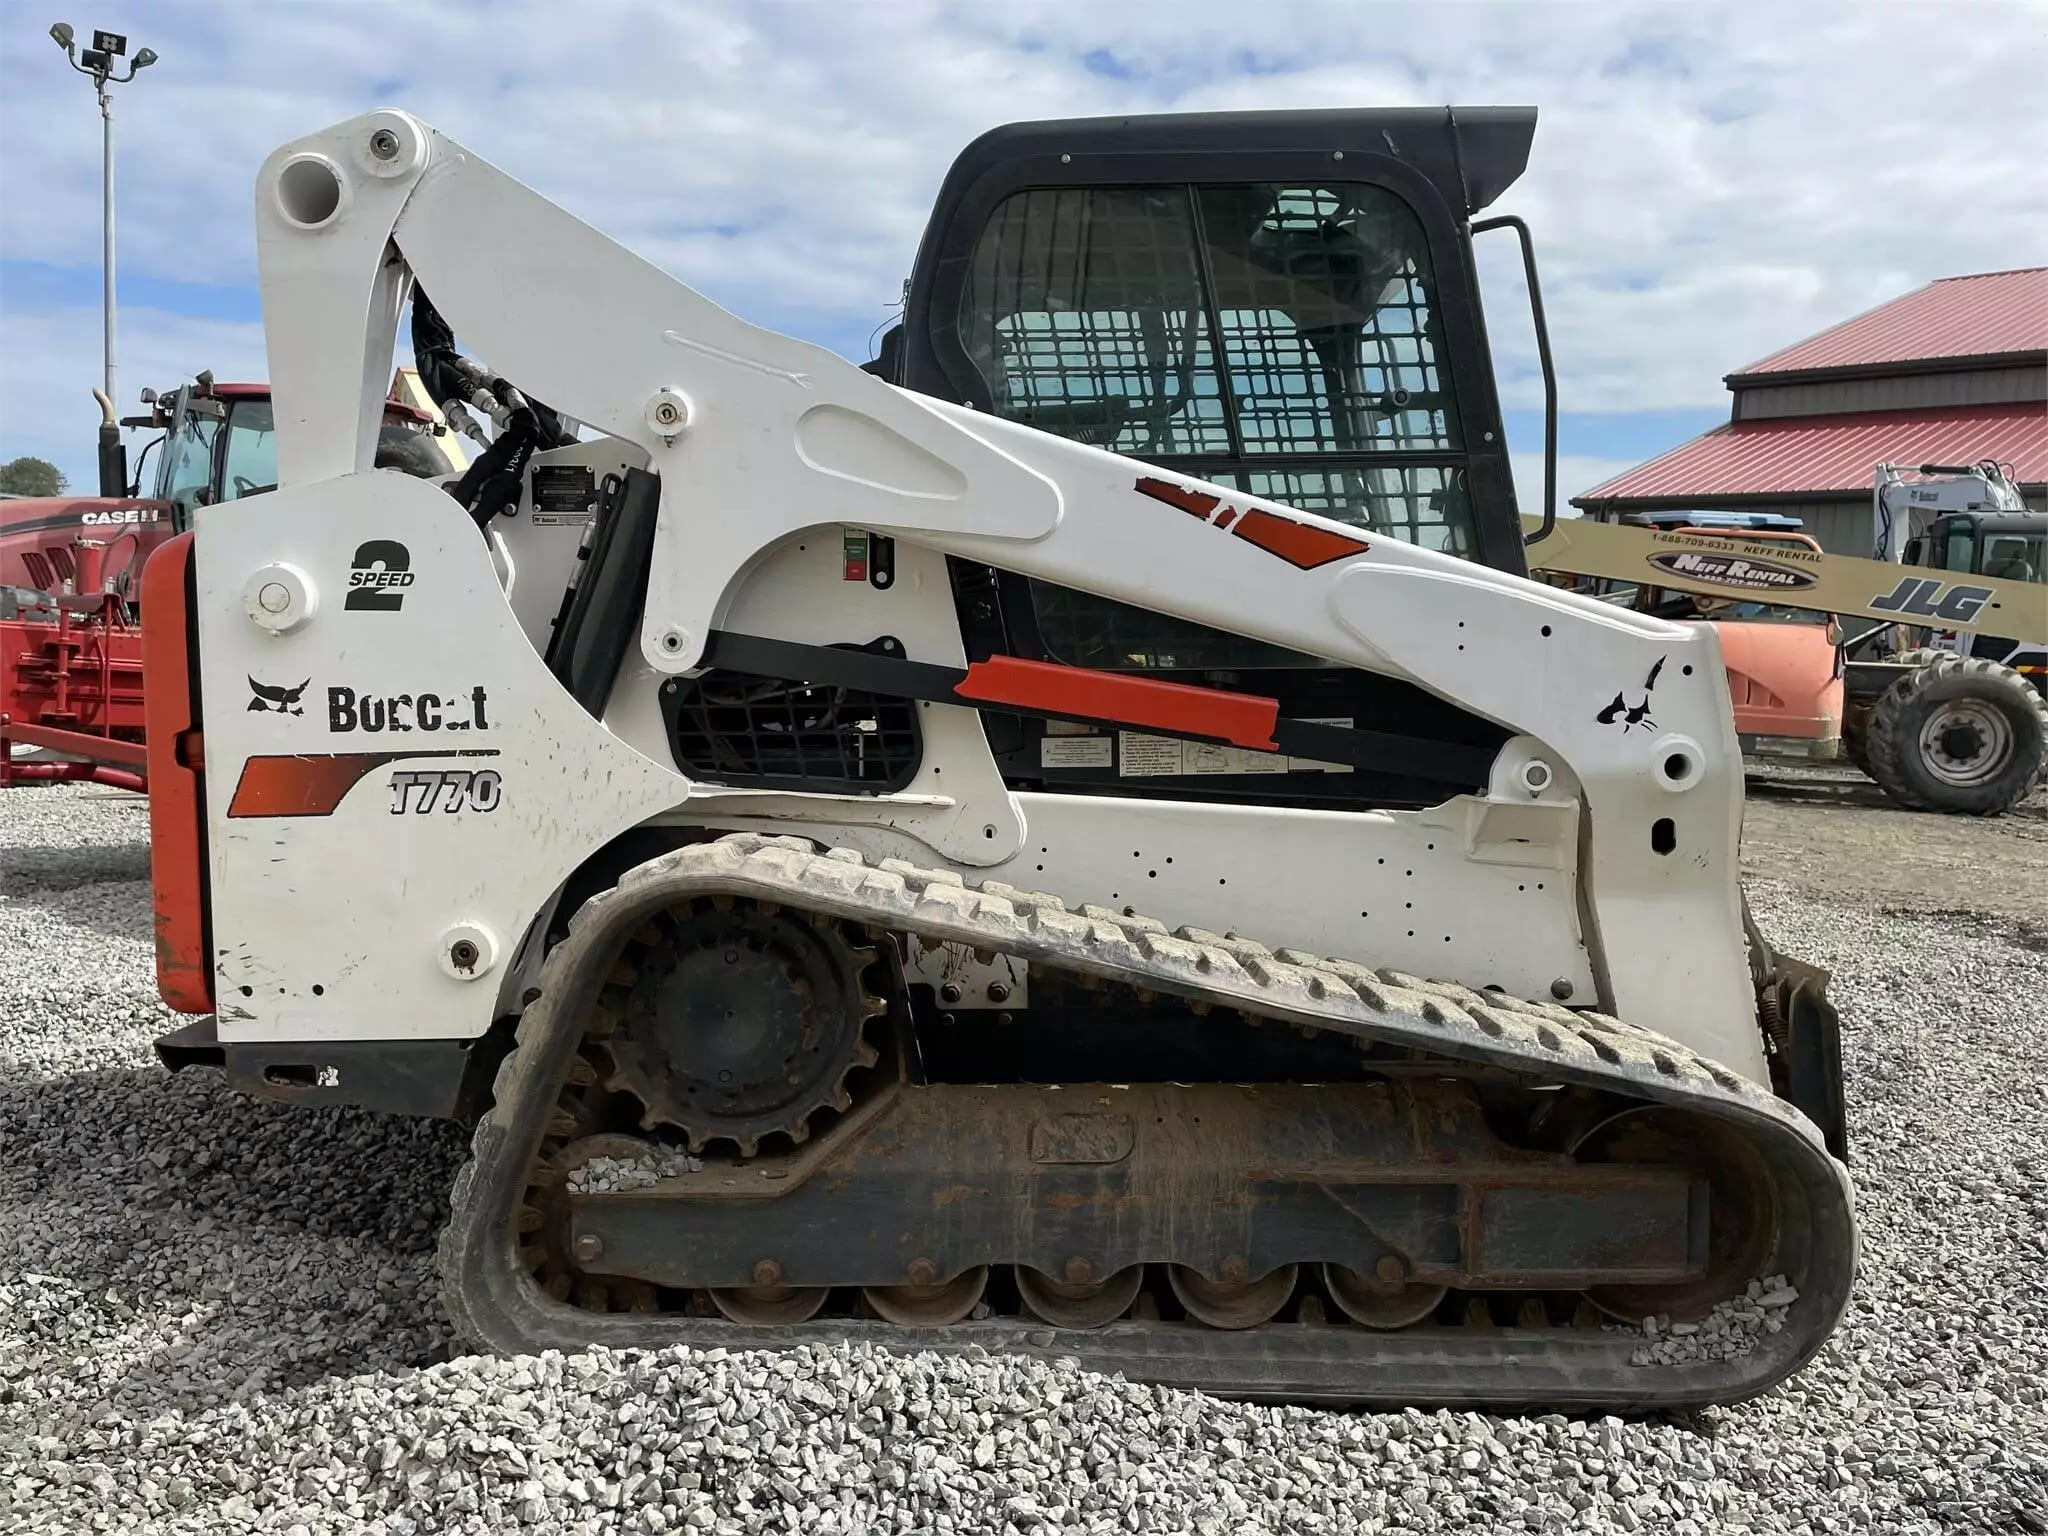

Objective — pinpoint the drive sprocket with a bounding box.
[602,899,884,1154]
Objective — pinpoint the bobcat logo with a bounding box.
[1596,656,1665,734]
[248,676,310,716]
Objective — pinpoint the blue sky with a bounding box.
[3,0,2042,503]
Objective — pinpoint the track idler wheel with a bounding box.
[863,1265,989,1327]
[1168,1262,1299,1329]
[1015,1264,1144,1328]
[1571,1104,1776,1323]
[1322,1263,1448,1329]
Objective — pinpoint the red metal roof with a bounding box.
[1576,401,2048,504]
[1728,267,2048,380]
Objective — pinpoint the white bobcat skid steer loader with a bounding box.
[142,106,1854,1409]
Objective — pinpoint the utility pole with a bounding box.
[49,23,157,409]
[49,23,156,494]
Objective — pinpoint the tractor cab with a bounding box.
[129,378,283,526]
[1,371,465,790]
[128,372,463,529]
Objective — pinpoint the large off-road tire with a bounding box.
[1839,703,1870,776]
[1865,656,2048,815]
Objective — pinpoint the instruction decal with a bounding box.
[1039,734,1114,769]
[1116,718,1353,776]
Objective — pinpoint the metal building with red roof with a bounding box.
[1574,267,2048,553]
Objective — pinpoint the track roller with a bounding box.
[1169,1263,1299,1329]
[863,1266,989,1327]
[1015,1264,1144,1328]
[709,1284,829,1325]
[1322,1263,1448,1329]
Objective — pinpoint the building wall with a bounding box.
[1731,364,2047,421]
[1795,500,1877,557]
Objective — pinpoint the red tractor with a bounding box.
[1,373,459,789]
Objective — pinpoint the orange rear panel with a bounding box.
[140,534,214,1013]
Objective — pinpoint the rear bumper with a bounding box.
[154,1015,493,1122]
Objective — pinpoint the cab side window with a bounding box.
[957,180,1473,668]
[960,186,1229,458]
[220,399,279,499]
[159,410,220,516]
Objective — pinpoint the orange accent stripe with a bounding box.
[1230,508,1370,569]
[141,534,213,1014]
[955,655,1281,752]
[226,753,407,819]
[224,748,497,819]
[1133,475,1221,520]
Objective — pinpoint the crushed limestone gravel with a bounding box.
[2,782,2043,1534]
[564,1151,705,1195]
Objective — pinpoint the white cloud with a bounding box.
[1511,453,1640,519]
[2,1,2042,483]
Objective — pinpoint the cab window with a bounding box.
[158,405,221,516]
[958,181,1470,669]
[961,186,1227,457]
[1198,184,1461,460]
[1978,532,2043,583]
[221,399,279,499]
[960,181,1463,498]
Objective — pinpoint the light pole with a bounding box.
[49,22,157,421]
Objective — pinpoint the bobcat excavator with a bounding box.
[142,106,1856,1408]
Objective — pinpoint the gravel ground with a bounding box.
[1744,763,2048,933]
[3,782,2045,1534]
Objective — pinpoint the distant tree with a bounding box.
[0,457,66,497]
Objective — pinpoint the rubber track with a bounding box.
[440,833,1857,1409]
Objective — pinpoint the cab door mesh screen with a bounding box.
[957,181,1472,670]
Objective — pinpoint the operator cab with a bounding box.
[1902,511,2048,676]
[1908,512,2047,587]
[861,108,1540,809]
